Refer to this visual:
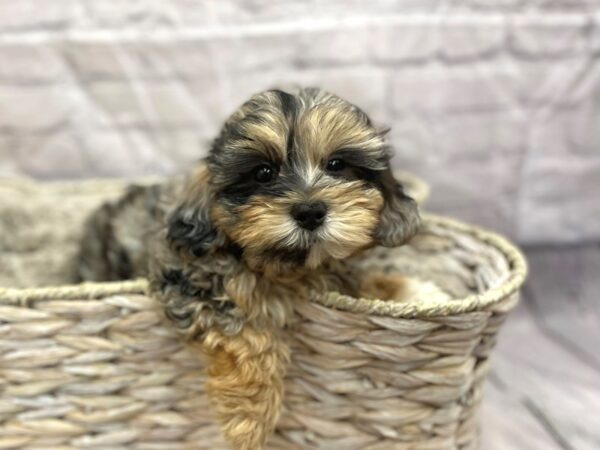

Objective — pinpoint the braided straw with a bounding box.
[0,177,525,449]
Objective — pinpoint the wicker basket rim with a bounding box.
[314,214,528,318]
[0,214,527,317]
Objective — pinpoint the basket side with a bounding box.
[314,213,527,319]
[279,292,519,449]
[0,290,230,449]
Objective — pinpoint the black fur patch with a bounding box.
[161,269,206,297]
[286,124,295,155]
[160,269,235,328]
[331,148,388,171]
[226,242,244,260]
[114,247,133,279]
[219,168,303,206]
[264,248,308,265]
[272,88,299,157]
[272,89,298,119]
[167,210,217,257]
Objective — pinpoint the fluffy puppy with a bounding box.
[78,88,421,450]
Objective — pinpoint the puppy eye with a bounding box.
[326,158,345,172]
[253,164,275,183]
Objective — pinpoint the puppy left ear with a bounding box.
[375,168,421,247]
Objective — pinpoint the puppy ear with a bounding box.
[375,168,421,247]
[166,166,222,258]
[167,205,218,257]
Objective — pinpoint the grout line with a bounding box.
[0,12,594,44]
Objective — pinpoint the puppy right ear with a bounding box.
[375,168,421,247]
[166,164,222,258]
[167,205,218,257]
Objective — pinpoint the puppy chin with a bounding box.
[305,244,337,269]
[303,241,366,269]
[303,217,377,268]
[244,234,368,272]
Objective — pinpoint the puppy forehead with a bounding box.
[217,89,385,183]
[232,108,289,163]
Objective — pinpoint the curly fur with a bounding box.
[78,88,421,449]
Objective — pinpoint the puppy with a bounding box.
[78,88,421,450]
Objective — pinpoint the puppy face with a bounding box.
[201,88,420,270]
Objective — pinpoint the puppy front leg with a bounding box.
[360,272,413,301]
[202,326,290,450]
[360,272,450,302]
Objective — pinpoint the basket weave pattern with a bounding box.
[0,179,526,450]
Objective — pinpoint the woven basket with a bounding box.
[0,177,526,450]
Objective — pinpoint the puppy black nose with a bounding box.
[291,201,327,231]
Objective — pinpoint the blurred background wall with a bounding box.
[0,1,599,246]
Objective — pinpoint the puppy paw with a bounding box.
[360,273,450,302]
[203,327,289,450]
[223,416,276,450]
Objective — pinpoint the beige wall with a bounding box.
[1,1,599,244]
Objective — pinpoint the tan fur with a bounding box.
[360,273,412,301]
[202,327,289,450]
[360,272,451,303]
[308,181,384,265]
[296,98,384,165]
[219,91,290,163]
[191,262,320,449]
[213,180,384,271]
